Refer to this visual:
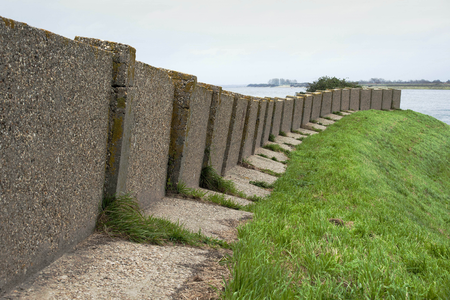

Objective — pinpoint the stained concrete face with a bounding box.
[239,97,260,162]
[310,92,322,120]
[302,94,313,125]
[253,98,267,152]
[349,88,361,111]
[162,69,197,188]
[202,84,223,168]
[280,98,294,133]
[392,89,401,109]
[1,17,112,294]
[320,91,332,116]
[261,99,274,145]
[222,94,249,175]
[178,84,213,188]
[207,91,234,175]
[292,96,304,130]
[371,89,383,110]
[331,89,341,113]
[122,62,175,206]
[360,89,371,110]
[271,98,284,136]
[75,37,136,200]
[382,89,393,110]
[341,89,350,110]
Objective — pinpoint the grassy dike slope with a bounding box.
[224,110,450,299]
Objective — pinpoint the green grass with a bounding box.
[279,131,287,137]
[224,110,450,299]
[98,193,227,247]
[269,134,276,142]
[205,193,254,212]
[200,166,247,199]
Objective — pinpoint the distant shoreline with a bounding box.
[363,84,450,90]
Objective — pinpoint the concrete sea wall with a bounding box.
[0,15,402,294]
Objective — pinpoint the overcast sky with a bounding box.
[2,0,450,85]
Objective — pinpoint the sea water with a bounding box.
[223,86,450,125]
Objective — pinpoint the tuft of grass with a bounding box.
[296,137,304,141]
[200,166,248,200]
[260,169,283,177]
[175,182,207,199]
[97,193,227,247]
[249,180,274,189]
[284,142,295,147]
[224,110,450,298]
[279,131,287,137]
[310,119,318,123]
[269,134,276,142]
[258,153,269,159]
[263,144,291,156]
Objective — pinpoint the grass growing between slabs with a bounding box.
[224,109,450,299]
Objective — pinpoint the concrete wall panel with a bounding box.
[371,89,383,110]
[280,97,294,133]
[310,92,322,121]
[1,18,112,294]
[291,96,304,130]
[360,89,371,110]
[392,89,401,109]
[222,94,248,175]
[178,84,213,188]
[382,89,393,110]
[331,89,341,113]
[208,91,234,174]
[341,89,350,110]
[302,94,313,125]
[239,97,259,161]
[349,88,361,111]
[320,91,332,116]
[271,98,284,136]
[253,98,267,152]
[261,99,274,145]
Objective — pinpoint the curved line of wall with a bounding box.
[0,15,401,294]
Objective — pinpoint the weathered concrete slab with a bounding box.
[280,97,294,133]
[161,69,198,189]
[207,91,234,175]
[324,113,343,121]
[202,84,223,168]
[247,155,287,174]
[304,123,327,131]
[341,89,350,110]
[301,94,313,125]
[271,98,284,136]
[261,98,274,146]
[291,96,304,130]
[294,128,319,135]
[222,94,248,175]
[320,90,333,116]
[177,83,213,188]
[331,89,342,113]
[1,18,113,294]
[255,147,289,162]
[253,98,267,152]
[266,141,293,151]
[275,136,302,146]
[226,165,277,185]
[360,89,371,110]
[392,89,401,109]
[382,89,393,110]
[3,234,212,300]
[316,118,335,126]
[125,62,174,206]
[349,88,361,111]
[198,188,253,206]
[223,174,270,197]
[371,89,383,110]
[286,132,307,139]
[148,197,253,240]
[340,111,353,115]
[239,97,259,161]
[310,92,322,121]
